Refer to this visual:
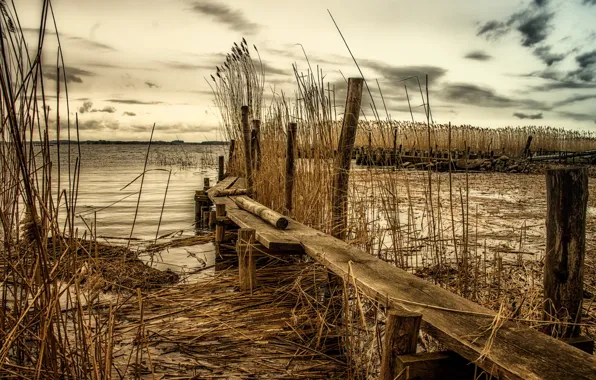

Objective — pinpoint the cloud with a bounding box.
[79,101,93,114]
[516,12,554,47]
[476,3,554,47]
[563,50,596,83]
[582,0,596,5]
[145,81,159,88]
[123,112,137,116]
[359,60,447,85]
[440,83,549,110]
[464,51,493,61]
[91,106,116,113]
[553,94,596,108]
[189,1,260,35]
[79,100,117,114]
[105,99,163,105]
[44,66,95,83]
[513,112,543,119]
[557,110,596,121]
[67,36,117,51]
[533,46,564,66]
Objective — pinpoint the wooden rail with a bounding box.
[208,176,596,380]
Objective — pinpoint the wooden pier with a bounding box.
[201,175,596,380]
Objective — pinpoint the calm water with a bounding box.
[48,143,225,240]
[46,143,227,277]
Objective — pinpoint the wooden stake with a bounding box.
[215,204,226,247]
[380,309,422,380]
[203,178,210,192]
[218,155,225,182]
[236,228,256,292]
[285,122,297,215]
[209,210,216,230]
[544,167,588,338]
[242,106,253,195]
[253,119,262,171]
[331,77,364,240]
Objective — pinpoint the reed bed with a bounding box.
[211,41,596,348]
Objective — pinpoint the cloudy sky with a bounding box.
[13,0,596,142]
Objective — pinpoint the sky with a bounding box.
[11,0,596,142]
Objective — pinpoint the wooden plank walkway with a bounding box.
[208,177,596,380]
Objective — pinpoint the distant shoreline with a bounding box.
[33,140,229,145]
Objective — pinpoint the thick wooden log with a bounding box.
[236,228,256,292]
[544,167,588,338]
[380,309,422,380]
[241,106,253,195]
[285,122,297,215]
[331,77,363,240]
[218,155,225,182]
[233,195,289,230]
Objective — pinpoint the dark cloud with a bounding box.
[557,110,596,121]
[189,1,260,35]
[145,81,159,88]
[563,50,596,83]
[553,94,596,108]
[67,36,117,51]
[440,83,549,110]
[477,3,554,47]
[516,12,554,47]
[576,50,596,68]
[513,112,543,119]
[164,61,215,71]
[359,60,447,85]
[533,46,564,66]
[105,99,163,105]
[464,51,493,61]
[582,0,596,5]
[44,66,94,84]
[258,61,289,76]
[123,112,137,116]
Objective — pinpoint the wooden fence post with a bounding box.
[215,204,226,251]
[236,228,256,292]
[380,310,422,380]
[218,155,225,182]
[242,106,253,195]
[331,77,364,240]
[203,178,210,192]
[544,167,588,338]
[285,122,297,215]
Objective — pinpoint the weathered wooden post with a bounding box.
[380,309,422,380]
[236,228,257,292]
[203,178,210,192]
[209,210,216,230]
[215,204,226,250]
[242,106,253,195]
[544,167,588,339]
[285,122,297,215]
[194,190,203,225]
[218,155,225,182]
[227,139,235,175]
[201,206,210,228]
[522,135,533,158]
[331,77,364,240]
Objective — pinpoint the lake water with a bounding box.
[47,143,227,278]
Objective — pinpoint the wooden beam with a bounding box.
[544,167,588,338]
[218,155,225,182]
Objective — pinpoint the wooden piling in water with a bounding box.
[236,228,256,292]
[242,106,253,195]
[285,122,297,215]
[204,178,210,192]
[218,155,225,182]
[544,167,588,339]
[331,77,363,240]
[215,204,226,248]
[209,210,216,230]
